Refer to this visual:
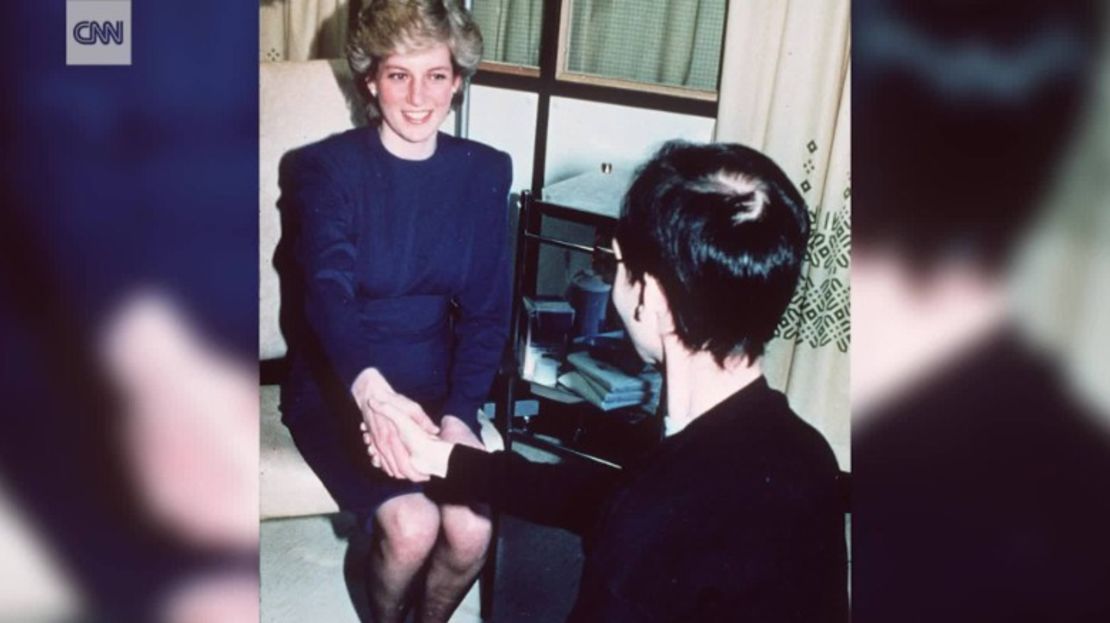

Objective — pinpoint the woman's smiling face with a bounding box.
[369,42,460,159]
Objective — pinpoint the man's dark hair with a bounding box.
[616,141,810,364]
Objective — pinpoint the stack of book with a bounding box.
[558,351,662,412]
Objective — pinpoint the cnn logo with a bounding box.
[66,1,131,65]
[73,20,125,46]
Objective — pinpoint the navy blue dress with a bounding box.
[277,127,512,525]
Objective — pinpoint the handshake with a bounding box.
[350,368,465,482]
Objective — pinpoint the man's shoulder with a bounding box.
[674,392,843,511]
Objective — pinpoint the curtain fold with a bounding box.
[472,0,543,66]
[260,0,350,62]
[714,0,852,468]
[566,0,725,90]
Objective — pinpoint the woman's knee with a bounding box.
[439,505,491,563]
[375,494,440,565]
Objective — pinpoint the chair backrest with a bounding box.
[259,59,363,360]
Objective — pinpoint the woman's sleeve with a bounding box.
[428,445,622,536]
[279,149,369,393]
[441,152,514,426]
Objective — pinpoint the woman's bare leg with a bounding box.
[417,416,492,623]
[368,493,440,623]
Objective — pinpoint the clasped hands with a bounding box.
[351,368,455,482]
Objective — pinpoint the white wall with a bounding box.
[466,85,538,194]
[544,96,717,186]
[466,87,718,194]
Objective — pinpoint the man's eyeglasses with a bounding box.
[593,246,623,284]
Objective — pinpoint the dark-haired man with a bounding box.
[364,140,850,622]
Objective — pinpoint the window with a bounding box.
[563,0,725,97]
[472,0,727,99]
[469,0,726,192]
[472,0,544,69]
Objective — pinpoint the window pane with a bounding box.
[566,0,726,91]
[472,0,544,67]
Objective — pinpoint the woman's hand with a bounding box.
[361,399,455,479]
[350,368,439,480]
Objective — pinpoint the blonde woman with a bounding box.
[277,2,511,621]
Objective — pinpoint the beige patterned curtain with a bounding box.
[260,0,351,62]
[714,0,851,468]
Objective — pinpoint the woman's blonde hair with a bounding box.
[347,0,483,120]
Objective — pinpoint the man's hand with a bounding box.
[437,414,486,451]
[350,368,439,480]
[361,399,455,479]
